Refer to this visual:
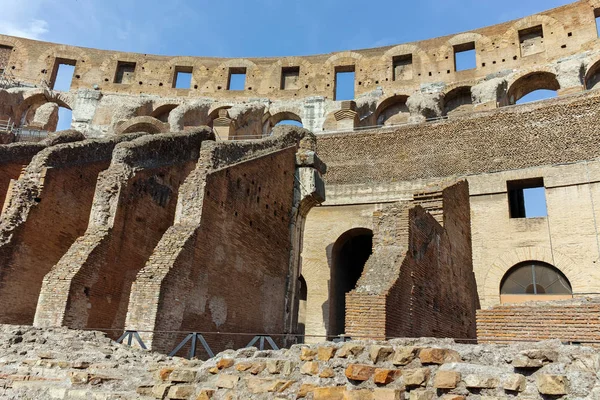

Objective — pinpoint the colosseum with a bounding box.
[1,1,600,399]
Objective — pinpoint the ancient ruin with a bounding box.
[1,0,600,398]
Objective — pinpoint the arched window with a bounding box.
[500,261,572,303]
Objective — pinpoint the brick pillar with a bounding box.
[334,101,359,131]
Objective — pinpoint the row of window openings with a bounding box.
[49,14,600,95]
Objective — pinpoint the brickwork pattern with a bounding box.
[477,300,600,343]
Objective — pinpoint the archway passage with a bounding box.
[500,260,572,304]
[507,72,560,105]
[329,228,373,338]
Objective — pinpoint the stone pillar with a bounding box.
[556,59,585,96]
[333,101,359,131]
[212,109,236,140]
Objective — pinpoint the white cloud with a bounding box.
[0,19,48,39]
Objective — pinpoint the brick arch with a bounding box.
[442,86,473,116]
[585,55,600,90]
[447,32,491,47]
[481,247,584,307]
[263,57,313,91]
[16,90,74,125]
[506,69,560,105]
[115,116,169,134]
[168,101,213,131]
[373,94,410,125]
[151,103,180,123]
[324,51,364,66]
[503,14,565,42]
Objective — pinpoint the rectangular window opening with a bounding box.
[393,54,413,81]
[507,178,547,219]
[454,42,476,72]
[595,9,600,38]
[50,58,76,92]
[227,67,246,91]
[519,25,544,57]
[0,45,13,71]
[334,66,355,101]
[114,61,136,84]
[173,66,193,89]
[281,66,300,90]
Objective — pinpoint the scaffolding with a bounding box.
[0,69,21,90]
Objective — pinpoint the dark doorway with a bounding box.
[329,228,373,338]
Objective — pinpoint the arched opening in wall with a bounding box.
[500,261,572,304]
[56,106,72,131]
[267,111,303,135]
[585,60,600,90]
[329,228,373,338]
[121,122,161,134]
[207,106,233,128]
[443,86,473,116]
[507,72,560,105]
[151,104,178,123]
[296,275,307,343]
[374,95,409,126]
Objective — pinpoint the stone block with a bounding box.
[69,371,89,384]
[536,374,568,395]
[196,389,215,400]
[463,374,499,389]
[337,343,364,358]
[439,396,465,400]
[409,389,435,400]
[167,385,194,399]
[249,362,266,375]
[345,389,375,400]
[392,347,416,366]
[345,364,376,381]
[245,377,294,394]
[319,367,335,378]
[158,367,174,380]
[403,368,430,386]
[266,359,284,374]
[373,368,401,385]
[216,374,239,389]
[312,386,346,400]
[374,388,405,400]
[300,347,318,361]
[235,362,252,372]
[300,361,320,375]
[217,358,234,370]
[434,371,461,389]
[511,355,543,369]
[502,373,526,392]
[281,360,296,376]
[318,346,337,361]
[418,348,460,364]
[169,369,196,383]
[297,383,317,398]
[370,345,394,363]
[152,384,172,399]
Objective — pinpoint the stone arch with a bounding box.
[585,56,600,90]
[264,57,312,92]
[374,94,410,125]
[151,104,179,123]
[324,51,364,67]
[506,70,560,105]
[168,102,213,131]
[481,247,584,308]
[269,111,302,126]
[115,116,169,134]
[207,105,233,126]
[16,90,74,130]
[504,14,566,41]
[329,227,373,337]
[443,86,473,116]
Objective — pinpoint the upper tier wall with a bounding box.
[2,1,600,101]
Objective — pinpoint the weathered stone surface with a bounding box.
[392,347,416,366]
[196,389,215,400]
[370,345,394,363]
[300,347,318,361]
[300,361,320,375]
[215,374,239,389]
[317,346,337,361]
[373,388,405,400]
[464,374,500,389]
[403,368,430,386]
[319,367,335,378]
[434,371,461,389]
[312,386,346,400]
[373,368,400,385]
[337,344,364,358]
[536,374,568,395]
[167,385,194,399]
[409,389,435,400]
[217,358,234,370]
[345,364,376,381]
[168,369,196,383]
[502,373,526,392]
[419,348,461,364]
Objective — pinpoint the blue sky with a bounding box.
[1,0,573,57]
[2,0,571,130]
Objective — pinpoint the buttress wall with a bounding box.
[34,128,213,334]
[125,127,324,353]
[0,134,140,325]
[346,181,478,340]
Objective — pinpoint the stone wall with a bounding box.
[477,299,600,344]
[124,127,325,354]
[0,134,140,325]
[33,128,213,334]
[345,182,477,341]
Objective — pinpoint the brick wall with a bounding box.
[0,135,138,325]
[477,301,600,343]
[346,181,478,340]
[34,130,209,334]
